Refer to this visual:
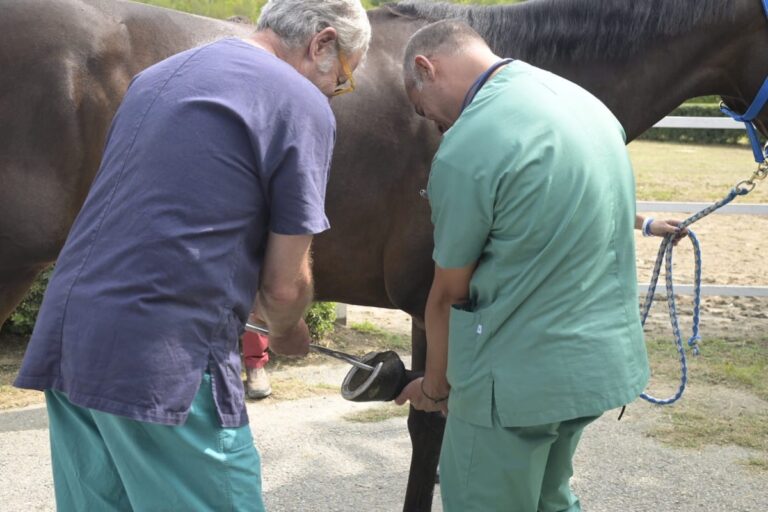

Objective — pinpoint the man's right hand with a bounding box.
[255,232,315,348]
[268,319,311,357]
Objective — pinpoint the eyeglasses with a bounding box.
[332,52,356,97]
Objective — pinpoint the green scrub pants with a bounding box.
[440,409,599,512]
[45,373,264,512]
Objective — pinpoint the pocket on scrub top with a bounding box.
[446,305,480,387]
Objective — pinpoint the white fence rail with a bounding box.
[652,116,744,130]
[639,114,766,297]
[637,201,768,215]
[638,284,768,298]
[636,197,768,297]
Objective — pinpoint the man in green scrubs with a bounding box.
[395,20,651,512]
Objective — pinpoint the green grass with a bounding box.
[645,337,768,400]
[350,321,385,335]
[628,141,768,203]
[647,400,768,469]
[644,336,768,466]
[349,322,411,351]
[648,400,768,450]
[343,403,410,423]
[744,457,768,472]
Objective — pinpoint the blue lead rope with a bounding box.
[639,187,749,404]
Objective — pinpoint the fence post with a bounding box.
[335,303,347,326]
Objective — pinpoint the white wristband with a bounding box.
[642,217,654,237]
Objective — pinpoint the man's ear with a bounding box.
[309,27,338,60]
[414,55,436,83]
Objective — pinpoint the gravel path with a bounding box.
[1,357,766,512]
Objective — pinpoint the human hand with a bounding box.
[649,218,688,245]
[268,320,310,357]
[395,377,448,414]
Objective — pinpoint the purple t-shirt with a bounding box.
[15,38,335,427]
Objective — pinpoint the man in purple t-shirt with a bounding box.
[14,1,370,509]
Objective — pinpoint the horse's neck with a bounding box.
[509,0,766,141]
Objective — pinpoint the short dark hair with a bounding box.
[403,19,486,88]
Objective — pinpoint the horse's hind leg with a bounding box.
[403,323,446,512]
[0,266,47,330]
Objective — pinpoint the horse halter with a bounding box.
[719,0,768,164]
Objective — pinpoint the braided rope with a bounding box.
[639,187,748,404]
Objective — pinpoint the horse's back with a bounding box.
[0,0,247,323]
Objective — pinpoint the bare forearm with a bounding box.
[254,232,315,337]
[254,280,313,336]
[395,263,475,411]
[423,289,451,397]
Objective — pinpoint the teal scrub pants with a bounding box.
[45,373,264,512]
[440,409,599,512]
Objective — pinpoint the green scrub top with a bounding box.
[428,61,649,428]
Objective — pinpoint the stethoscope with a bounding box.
[459,57,515,113]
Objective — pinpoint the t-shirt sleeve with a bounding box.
[428,158,493,268]
[265,100,336,236]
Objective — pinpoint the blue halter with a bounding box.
[719,0,768,163]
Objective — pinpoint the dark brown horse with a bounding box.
[1,0,767,510]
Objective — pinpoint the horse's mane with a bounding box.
[388,0,737,61]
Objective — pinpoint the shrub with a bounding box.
[4,267,53,335]
[639,103,749,146]
[690,95,721,104]
[305,302,337,340]
[5,267,336,341]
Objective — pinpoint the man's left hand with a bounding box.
[395,377,448,414]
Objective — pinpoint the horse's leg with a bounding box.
[0,266,47,329]
[0,167,69,329]
[403,321,446,512]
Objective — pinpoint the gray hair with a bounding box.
[403,19,486,89]
[257,0,371,56]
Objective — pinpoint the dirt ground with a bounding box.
[635,213,768,341]
[6,230,768,512]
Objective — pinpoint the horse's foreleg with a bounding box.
[404,407,445,512]
[403,322,446,512]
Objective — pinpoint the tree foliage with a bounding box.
[3,267,53,335]
[136,0,266,21]
[134,0,524,21]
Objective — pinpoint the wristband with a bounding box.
[421,379,449,403]
[642,217,654,237]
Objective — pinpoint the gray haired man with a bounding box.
[14,1,370,510]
